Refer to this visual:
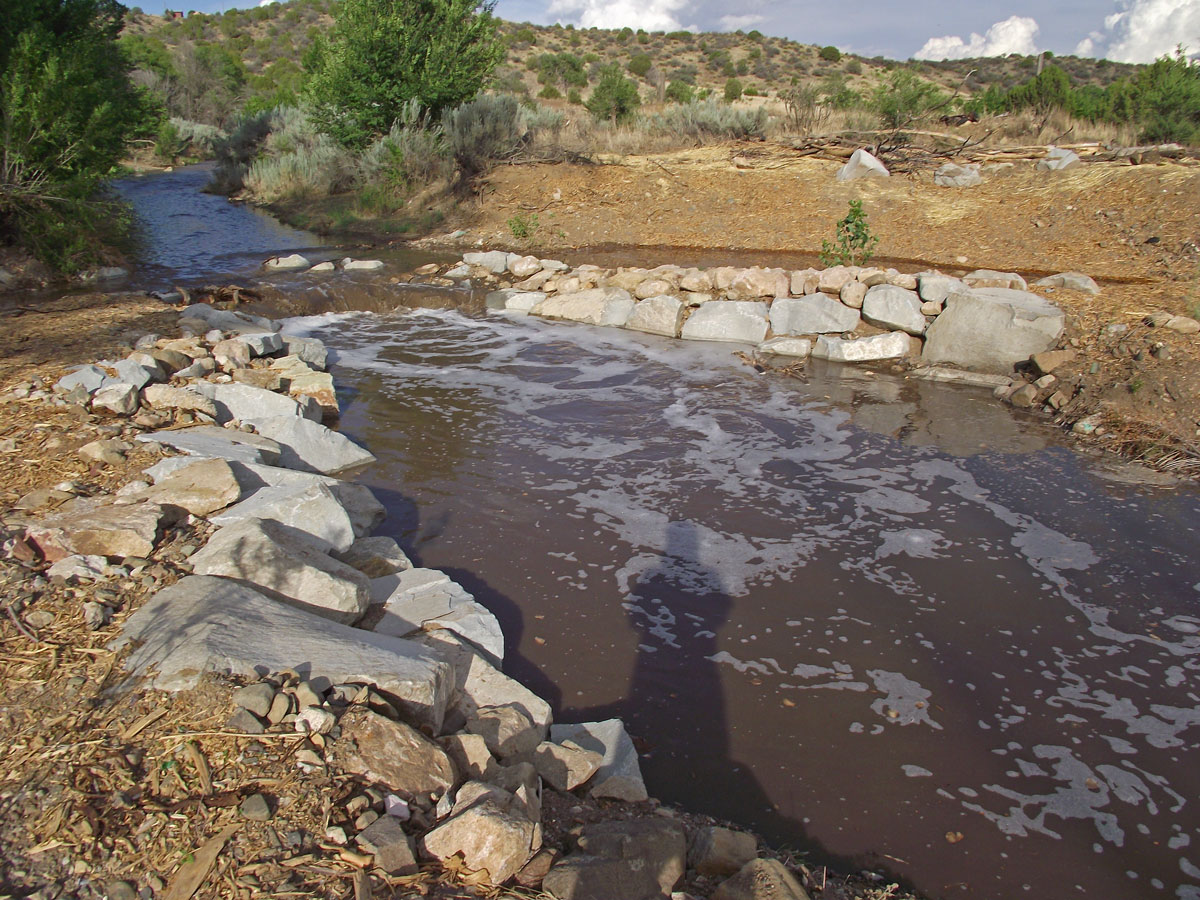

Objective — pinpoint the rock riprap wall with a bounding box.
[471,251,1078,378]
[18,298,799,899]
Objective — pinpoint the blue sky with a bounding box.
[180,0,1200,63]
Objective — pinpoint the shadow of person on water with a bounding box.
[557,518,849,865]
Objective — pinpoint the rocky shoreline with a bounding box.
[0,291,914,900]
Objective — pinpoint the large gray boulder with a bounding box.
[244,415,375,475]
[1037,146,1080,172]
[862,284,927,335]
[757,337,812,358]
[208,482,356,553]
[549,719,647,801]
[922,288,1065,373]
[281,335,328,369]
[114,576,452,731]
[835,148,888,181]
[187,517,370,623]
[625,295,685,337]
[463,250,515,274]
[137,426,282,466]
[934,163,982,187]
[769,295,860,335]
[531,288,636,328]
[680,301,769,344]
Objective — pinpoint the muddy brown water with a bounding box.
[121,168,1200,900]
[279,303,1200,900]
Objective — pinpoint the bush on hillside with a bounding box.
[443,93,523,179]
[585,65,641,123]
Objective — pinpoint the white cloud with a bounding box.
[546,0,691,31]
[719,14,765,31]
[914,15,1041,60]
[1095,0,1200,63]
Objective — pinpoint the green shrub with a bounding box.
[442,93,523,178]
[567,87,583,105]
[819,45,841,63]
[846,59,862,75]
[628,53,653,78]
[539,84,562,99]
[1,0,153,271]
[724,77,743,102]
[585,64,640,123]
[820,200,878,266]
[665,80,694,104]
[744,85,759,97]
[305,0,503,147]
[873,68,944,130]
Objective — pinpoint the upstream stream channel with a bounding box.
[115,166,1200,900]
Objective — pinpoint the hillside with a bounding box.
[119,1,1147,130]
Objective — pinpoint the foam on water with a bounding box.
[296,306,1200,900]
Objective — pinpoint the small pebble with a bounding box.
[240,793,273,821]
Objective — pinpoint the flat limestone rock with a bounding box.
[140,458,242,516]
[191,382,314,424]
[922,288,1065,373]
[486,290,547,313]
[142,458,384,537]
[769,295,860,335]
[689,826,758,878]
[576,819,686,894]
[712,859,812,900]
[531,288,636,328]
[141,385,218,418]
[549,719,647,802]
[415,631,551,735]
[421,790,539,886]
[137,426,282,466]
[370,568,503,664]
[27,498,166,562]
[757,337,812,358]
[680,301,769,344]
[1034,272,1101,295]
[861,284,926,335]
[92,383,139,416]
[812,332,911,363]
[332,706,456,798]
[208,482,356,553]
[188,518,370,623]
[533,741,603,792]
[625,295,685,337]
[113,575,452,731]
[334,536,411,578]
[244,416,375,475]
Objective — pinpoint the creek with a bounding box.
[123,166,1200,900]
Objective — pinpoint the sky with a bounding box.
[189,0,1200,64]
